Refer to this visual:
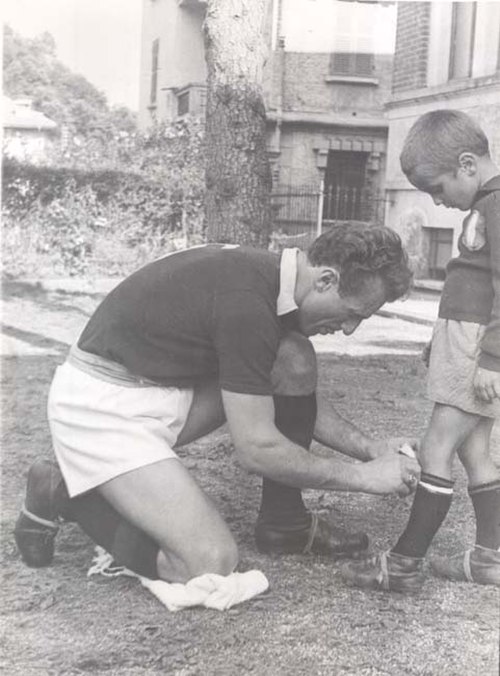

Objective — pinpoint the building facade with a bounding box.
[385,1,500,280]
[3,97,58,164]
[138,0,397,235]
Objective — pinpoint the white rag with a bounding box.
[87,546,269,612]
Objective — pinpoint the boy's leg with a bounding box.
[431,418,500,586]
[255,332,368,557]
[341,404,480,592]
[390,404,479,558]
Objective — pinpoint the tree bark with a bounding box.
[204,0,272,247]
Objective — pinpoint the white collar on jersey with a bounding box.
[277,248,299,316]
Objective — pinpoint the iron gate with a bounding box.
[271,183,387,250]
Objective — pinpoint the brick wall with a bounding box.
[392,2,431,92]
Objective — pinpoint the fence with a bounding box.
[271,182,387,250]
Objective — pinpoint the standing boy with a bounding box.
[342,109,500,592]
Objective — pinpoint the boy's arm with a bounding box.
[476,190,500,401]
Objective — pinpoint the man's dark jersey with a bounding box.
[78,245,297,395]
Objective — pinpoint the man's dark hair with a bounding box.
[308,223,412,302]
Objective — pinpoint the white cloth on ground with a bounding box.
[87,546,269,612]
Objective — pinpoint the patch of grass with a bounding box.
[1,285,499,675]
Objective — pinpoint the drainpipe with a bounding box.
[268,0,284,185]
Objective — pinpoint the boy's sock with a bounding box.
[392,472,454,559]
[469,479,500,551]
[258,393,317,528]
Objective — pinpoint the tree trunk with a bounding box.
[203,0,272,247]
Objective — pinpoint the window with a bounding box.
[426,228,453,280]
[449,2,476,80]
[150,38,159,106]
[177,90,190,116]
[323,150,368,221]
[330,52,374,78]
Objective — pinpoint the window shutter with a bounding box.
[330,52,374,77]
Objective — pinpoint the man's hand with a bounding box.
[367,437,419,460]
[360,453,421,497]
[474,367,500,402]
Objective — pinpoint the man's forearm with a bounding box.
[223,390,418,497]
[237,434,369,493]
[313,394,373,461]
[236,432,418,498]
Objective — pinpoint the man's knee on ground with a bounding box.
[272,332,317,396]
[184,536,239,578]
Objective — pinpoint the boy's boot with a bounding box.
[14,458,72,567]
[340,472,454,592]
[430,479,500,587]
[430,545,500,587]
[341,550,425,594]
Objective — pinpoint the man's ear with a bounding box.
[458,152,477,176]
[315,267,340,291]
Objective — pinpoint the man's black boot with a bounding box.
[14,458,71,567]
[255,499,369,557]
[255,394,369,557]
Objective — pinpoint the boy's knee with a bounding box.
[272,332,317,395]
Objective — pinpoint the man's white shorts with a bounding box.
[48,362,194,497]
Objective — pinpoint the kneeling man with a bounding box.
[15,223,420,583]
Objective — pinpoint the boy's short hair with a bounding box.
[308,223,412,302]
[400,109,490,181]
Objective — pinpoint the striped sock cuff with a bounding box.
[468,479,500,496]
[419,472,454,495]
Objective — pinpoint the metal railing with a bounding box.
[271,182,386,250]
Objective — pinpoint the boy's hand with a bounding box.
[474,367,500,402]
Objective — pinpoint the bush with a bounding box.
[2,118,207,278]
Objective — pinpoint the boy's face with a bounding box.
[409,167,478,211]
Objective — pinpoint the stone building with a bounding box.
[385,1,500,280]
[3,97,58,164]
[138,0,397,235]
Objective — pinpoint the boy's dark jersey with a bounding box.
[439,175,500,371]
[78,244,298,395]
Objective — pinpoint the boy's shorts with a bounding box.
[48,361,194,497]
[427,318,500,419]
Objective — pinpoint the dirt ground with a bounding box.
[1,281,499,675]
